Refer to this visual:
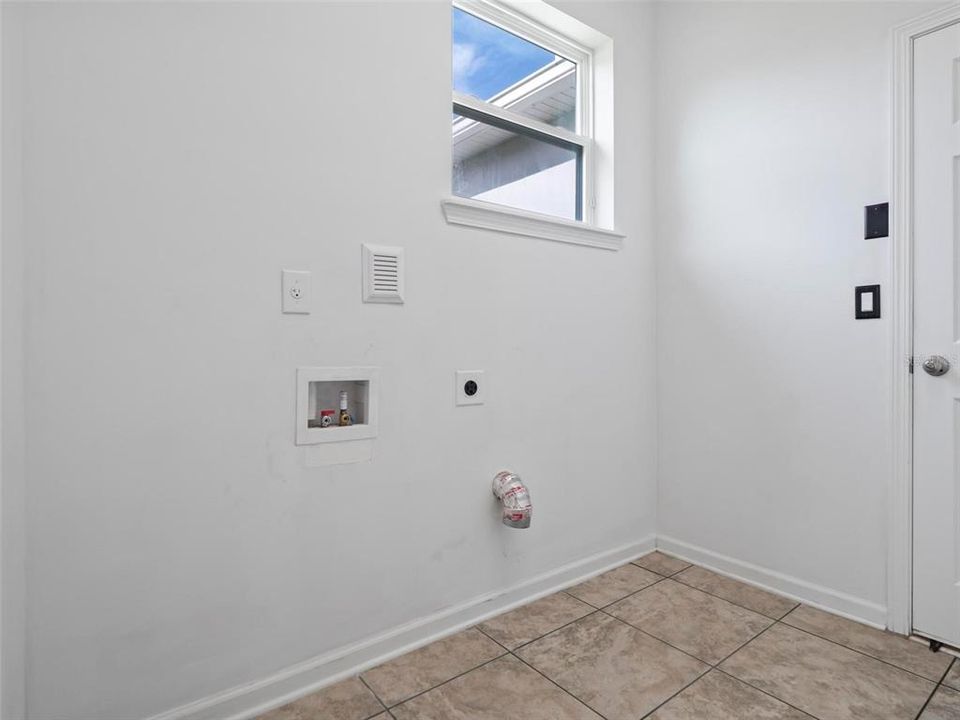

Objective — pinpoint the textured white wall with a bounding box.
[2,4,27,718]
[13,2,657,718]
[655,1,939,619]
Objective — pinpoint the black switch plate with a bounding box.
[865,203,889,239]
[855,285,881,319]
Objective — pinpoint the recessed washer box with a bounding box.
[296,367,379,445]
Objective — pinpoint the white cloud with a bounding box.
[453,42,487,93]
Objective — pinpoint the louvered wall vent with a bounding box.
[362,244,404,304]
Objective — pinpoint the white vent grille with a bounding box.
[362,244,404,304]
[372,254,399,293]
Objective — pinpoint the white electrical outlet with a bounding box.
[456,370,484,406]
[282,270,311,314]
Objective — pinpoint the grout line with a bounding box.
[911,685,937,719]
[651,570,952,686]
[912,657,955,720]
[941,658,958,690]
[487,574,706,720]
[500,599,812,720]
[597,575,670,614]
[584,576,669,612]
[712,617,779,668]
[380,571,667,715]
[655,575,787,625]
[778,618,949,684]
[509,651,614,720]
[669,570,801,621]
[358,675,389,715]
[473,622,512,652]
[596,583,666,610]
[381,652,509,711]
[634,667,711,719]
[597,597,814,718]
[501,571,757,720]
[567,574,667,611]
[597,607,712,668]
[711,667,820,719]
[708,618,822,719]
[599,580,774,669]
[778,602,803,620]
[717,616,938,720]
[631,558,691,578]
[498,605,601,654]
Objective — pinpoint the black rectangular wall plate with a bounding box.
[865,203,889,239]
[855,285,881,319]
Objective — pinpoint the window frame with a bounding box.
[448,0,611,238]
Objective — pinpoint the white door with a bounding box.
[913,20,960,646]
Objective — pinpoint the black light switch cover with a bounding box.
[855,285,881,319]
[865,203,889,239]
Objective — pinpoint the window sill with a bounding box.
[441,197,624,250]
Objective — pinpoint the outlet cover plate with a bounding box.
[456,370,484,406]
[282,270,311,314]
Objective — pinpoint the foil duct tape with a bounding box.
[492,470,532,529]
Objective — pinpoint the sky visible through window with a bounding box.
[453,7,558,101]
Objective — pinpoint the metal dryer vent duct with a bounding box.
[492,471,532,529]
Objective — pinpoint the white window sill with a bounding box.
[441,197,624,250]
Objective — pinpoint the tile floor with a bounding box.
[258,551,960,720]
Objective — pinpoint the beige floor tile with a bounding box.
[516,612,708,720]
[675,566,797,619]
[921,685,960,719]
[647,670,811,719]
[361,628,503,707]
[390,655,601,720]
[606,579,772,664]
[782,605,951,682]
[721,623,934,720]
[632,551,690,576]
[477,592,594,650]
[566,563,661,608]
[941,659,960,690]
[257,677,384,720]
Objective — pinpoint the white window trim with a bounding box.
[444,0,621,249]
[441,196,623,250]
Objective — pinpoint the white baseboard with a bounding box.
[146,535,656,720]
[656,535,887,628]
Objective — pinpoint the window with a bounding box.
[448,0,620,244]
[451,2,589,222]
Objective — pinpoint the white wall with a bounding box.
[2,3,27,717]
[655,1,939,622]
[12,2,657,718]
